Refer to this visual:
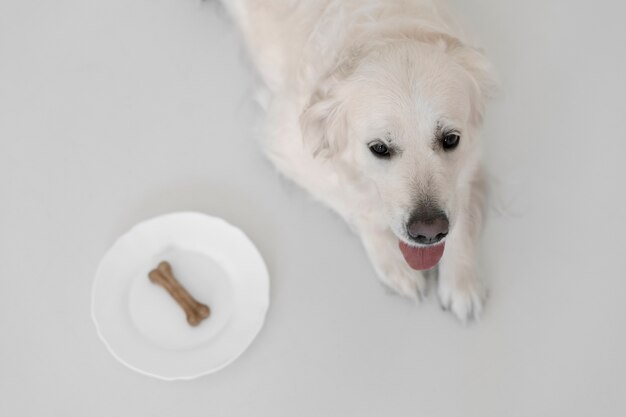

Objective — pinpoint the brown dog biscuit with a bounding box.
[148,261,210,326]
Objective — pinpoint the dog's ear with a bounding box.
[450,45,499,125]
[299,82,348,158]
[299,45,366,158]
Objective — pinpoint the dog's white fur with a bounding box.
[221,0,496,321]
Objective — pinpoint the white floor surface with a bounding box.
[1,1,625,416]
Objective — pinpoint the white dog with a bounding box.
[221,0,496,321]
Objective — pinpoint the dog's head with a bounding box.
[301,37,495,268]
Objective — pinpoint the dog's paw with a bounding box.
[378,260,427,301]
[438,276,488,323]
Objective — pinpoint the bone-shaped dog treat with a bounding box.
[148,261,210,326]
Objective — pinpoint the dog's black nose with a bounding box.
[407,210,449,245]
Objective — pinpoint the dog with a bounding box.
[220,0,496,321]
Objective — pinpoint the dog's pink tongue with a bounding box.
[399,241,445,270]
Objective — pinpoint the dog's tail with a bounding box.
[217,0,249,24]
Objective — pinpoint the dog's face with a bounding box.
[301,41,492,249]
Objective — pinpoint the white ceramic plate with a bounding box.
[91,212,270,380]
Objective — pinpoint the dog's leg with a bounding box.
[359,224,428,301]
[438,170,488,322]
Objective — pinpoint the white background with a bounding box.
[1,1,625,416]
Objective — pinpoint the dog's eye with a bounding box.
[442,133,460,150]
[369,142,391,158]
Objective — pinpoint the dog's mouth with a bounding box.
[398,240,445,270]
